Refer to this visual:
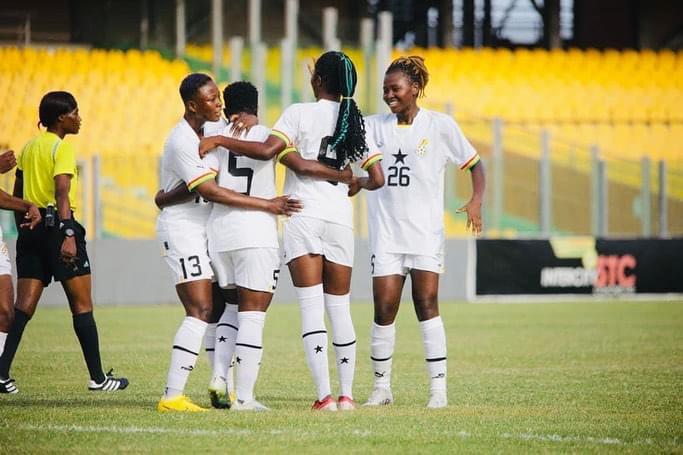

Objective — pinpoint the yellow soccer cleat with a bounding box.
[157,395,208,412]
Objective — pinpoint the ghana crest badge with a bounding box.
[416,138,429,157]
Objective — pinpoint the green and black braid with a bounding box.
[315,51,368,167]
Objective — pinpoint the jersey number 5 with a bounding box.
[228,152,254,195]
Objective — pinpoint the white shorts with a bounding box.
[370,251,444,277]
[158,229,213,284]
[210,248,281,293]
[283,216,353,267]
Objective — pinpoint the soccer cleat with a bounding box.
[0,377,18,394]
[426,390,448,409]
[157,395,208,412]
[88,369,129,392]
[208,376,231,409]
[337,395,356,411]
[312,394,338,411]
[232,399,270,411]
[363,387,393,406]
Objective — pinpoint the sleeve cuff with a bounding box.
[460,154,480,171]
[187,171,216,191]
[270,130,291,147]
[361,153,383,170]
[277,146,297,163]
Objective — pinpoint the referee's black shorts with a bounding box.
[16,210,91,286]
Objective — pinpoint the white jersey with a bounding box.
[365,109,480,256]
[272,99,379,228]
[206,123,279,252]
[156,118,218,232]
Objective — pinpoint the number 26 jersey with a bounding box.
[365,109,480,256]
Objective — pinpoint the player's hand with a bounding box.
[0,150,17,174]
[347,177,362,197]
[229,113,258,137]
[340,166,353,185]
[198,137,219,158]
[267,196,302,216]
[61,236,77,263]
[19,205,41,229]
[456,198,483,236]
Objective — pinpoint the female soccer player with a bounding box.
[0,91,129,393]
[199,51,385,410]
[363,56,485,409]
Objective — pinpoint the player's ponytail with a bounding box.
[315,51,368,167]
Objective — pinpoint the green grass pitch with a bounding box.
[0,300,681,453]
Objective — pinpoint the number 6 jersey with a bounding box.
[205,122,279,252]
[365,109,480,256]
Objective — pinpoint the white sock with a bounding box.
[212,304,238,382]
[371,321,395,390]
[325,293,356,399]
[297,284,331,400]
[204,323,216,369]
[0,331,6,357]
[164,316,207,399]
[235,311,266,403]
[420,316,447,393]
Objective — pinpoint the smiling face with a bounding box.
[189,81,223,122]
[383,70,419,115]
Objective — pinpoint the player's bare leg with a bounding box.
[289,254,335,410]
[0,278,42,393]
[158,279,212,412]
[364,275,405,406]
[410,270,447,408]
[322,259,356,409]
[231,287,271,411]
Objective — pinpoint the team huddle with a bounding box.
[154,52,484,412]
[0,51,485,412]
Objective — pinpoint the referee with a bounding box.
[0,91,128,393]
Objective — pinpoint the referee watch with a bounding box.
[59,219,77,238]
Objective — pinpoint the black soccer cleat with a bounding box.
[88,368,129,392]
[0,377,18,394]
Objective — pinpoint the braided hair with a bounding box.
[386,56,429,98]
[314,51,368,167]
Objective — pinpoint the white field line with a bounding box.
[6,423,678,448]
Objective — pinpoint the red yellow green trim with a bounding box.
[460,154,480,170]
[361,153,383,170]
[187,171,216,191]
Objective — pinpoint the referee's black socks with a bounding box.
[73,311,106,384]
[0,309,31,379]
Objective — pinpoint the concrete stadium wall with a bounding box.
[7,239,475,306]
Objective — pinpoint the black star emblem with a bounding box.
[340,357,349,364]
[392,149,407,164]
[236,356,242,364]
[314,345,323,353]
[218,336,227,342]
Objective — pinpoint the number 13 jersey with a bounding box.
[206,123,279,252]
[365,109,480,256]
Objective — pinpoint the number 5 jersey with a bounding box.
[205,121,279,253]
[365,109,480,257]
